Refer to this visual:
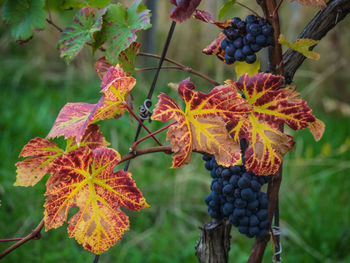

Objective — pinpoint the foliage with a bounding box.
[2,0,345,260]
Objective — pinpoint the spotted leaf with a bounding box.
[47,65,135,143]
[193,10,231,29]
[93,0,151,65]
[44,147,149,254]
[278,34,320,60]
[152,78,250,168]
[15,124,108,187]
[226,73,325,175]
[57,7,106,63]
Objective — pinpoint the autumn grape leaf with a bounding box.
[203,32,227,62]
[44,147,149,254]
[278,34,320,60]
[15,124,109,187]
[235,57,261,78]
[218,0,236,20]
[193,10,231,29]
[152,78,251,168]
[93,0,151,65]
[2,0,46,42]
[95,42,141,78]
[169,0,202,23]
[47,65,136,143]
[57,7,106,64]
[226,73,325,175]
[289,0,326,10]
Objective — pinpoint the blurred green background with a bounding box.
[1,0,350,262]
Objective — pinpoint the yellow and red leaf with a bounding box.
[44,147,149,254]
[152,78,250,168]
[47,65,136,143]
[226,73,325,175]
[15,124,108,187]
[278,34,320,60]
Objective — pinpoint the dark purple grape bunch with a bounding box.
[221,14,274,64]
[203,154,271,238]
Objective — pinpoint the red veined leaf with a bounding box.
[226,73,325,175]
[15,124,109,187]
[193,10,231,28]
[47,65,136,143]
[169,0,202,23]
[44,147,149,254]
[152,78,250,168]
[202,32,226,62]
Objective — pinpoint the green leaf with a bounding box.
[218,0,236,20]
[235,57,261,78]
[278,34,320,60]
[118,42,141,74]
[93,0,151,65]
[2,0,46,41]
[61,0,110,9]
[57,7,106,63]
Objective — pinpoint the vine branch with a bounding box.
[0,219,44,259]
[283,0,350,83]
[137,53,220,86]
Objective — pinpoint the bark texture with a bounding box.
[195,220,232,263]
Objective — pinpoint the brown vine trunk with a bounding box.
[195,220,232,263]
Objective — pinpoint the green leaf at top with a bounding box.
[2,0,46,41]
[93,0,151,65]
[57,7,106,64]
[62,0,111,9]
[218,0,236,20]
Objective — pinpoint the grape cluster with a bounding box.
[203,155,270,238]
[221,15,274,64]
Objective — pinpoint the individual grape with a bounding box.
[238,226,249,235]
[237,21,246,34]
[247,199,259,211]
[215,166,223,176]
[245,33,256,44]
[233,37,244,49]
[248,24,261,36]
[233,208,246,218]
[257,209,268,221]
[221,38,229,50]
[208,200,217,208]
[229,174,239,186]
[224,54,235,64]
[205,161,212,171]
[223,184,234,196]
[241,188,255,202]
[249,215,259,226]
[205,194,212,205]
[238,176,250,189]
[242,45,253,56]
[250,180,261,192]
[224,28,240,40]
[246,54,257,64]
[250,43,261,52]
[259,219,269,229]
[256,35,267,46]
[257,229,267,238]
[235,198,247,209]
[239,216,249,226]
[210,169,216,178]
[249,226,260,236]
[211,180,222,193]
[229,166,241,174]
[222,203,234,216]
[225,44,236,57]
[245,14,257,24]
[262,24,274,36]
[222,168,231,180]
[234,49,245,61]
[232,17,241,25]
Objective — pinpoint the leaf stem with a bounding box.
[0,219,44,259]
[131,121,177,152]
[135,66,220,86]
[124,104,162,147]
[46,18,63,33]
[272,0,284,18]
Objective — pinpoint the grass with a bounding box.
[1,6,350,263]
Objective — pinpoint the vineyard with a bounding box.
[1,0,350,262]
